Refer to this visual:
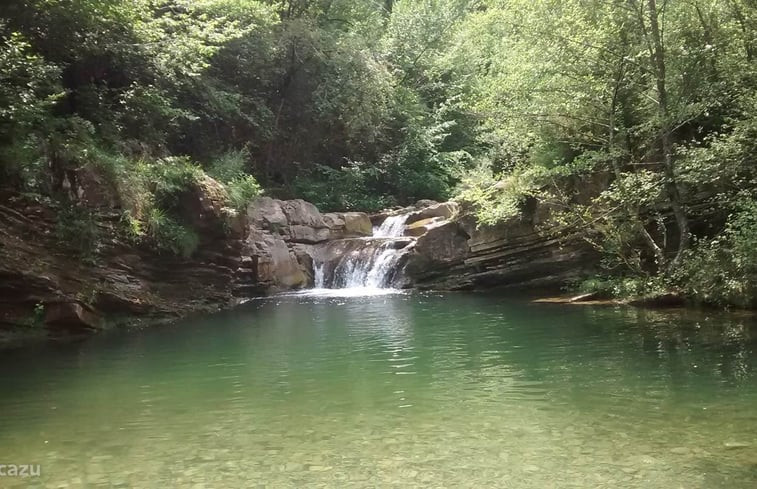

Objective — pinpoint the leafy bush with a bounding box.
[143,157,203,210]
[56,205,101,257]
[206,149,262,211]
[206,148,249,183]
[291,163,397,213]
[577,275,667,300]
[146,207,199,258]
[456,164,544,227]
[226,175,262,212]
[0,28,62,189]
[119,209,143,243]
[674,199,757,308]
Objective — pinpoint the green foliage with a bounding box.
[56,205,101,258]
[2,0,757,307]
[292,162,397,212]
[206,149,262,211]
[206,148,249,183]
[146,207,200,259]
[674,199,757,308]
[119,210,144,243]
[0,30,60,126]
[143,157,203,210]
[0,28,63,189]
[456,165,544,227]
[226,175,262,212]
[577,275,668,300]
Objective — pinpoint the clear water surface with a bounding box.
[1,291,756,488]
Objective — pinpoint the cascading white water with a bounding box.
[373,214,407,238]
[329,241,406,288]
[313,214,412,290]
[313,262,326,288]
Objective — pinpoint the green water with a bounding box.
[1,291,756,488]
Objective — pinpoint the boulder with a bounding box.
[404,217,445,237]
[291,244,315,285]
[414,221,470,264]
[249,232,307,289]
[322,213,345,230]
[406,202,459,225]
[179,175,232,238]
[323,212,372,239]
[281,199,327,228]
[405,221,470,279]
[289,224,331,244]
[341,212,373,237]
[44,301,103,331]
[248,197,335,244]
[247,197,288,233]
[369,211,390,227]
[224,208,248,238]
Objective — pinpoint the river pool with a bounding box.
[1,291,756,488]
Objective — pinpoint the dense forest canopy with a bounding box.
[1,0,756,306]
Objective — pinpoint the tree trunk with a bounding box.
[646,0,690,269]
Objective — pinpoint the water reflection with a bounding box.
[0,294,755,488]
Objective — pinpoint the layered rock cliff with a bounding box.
[0,187,373,342]
[0,183,596,344]
[388,201,598,291]
[0,184,244,340]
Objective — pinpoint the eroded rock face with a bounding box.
[258,235,307,288]
[180,175,244,239]
[248,196,288,230]
[337,212,374,237]
[402,201,596,291]
[44,301,103,332]
[0,183,246,339]
[247,198,371,244]
[412,221,470,264]
[235,198,372,293]
[404,216,446,237]
[282,199,326,229]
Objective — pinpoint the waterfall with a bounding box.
[373,214,407,238]
[312,214,413,290]
[314,262,327,288]
[328,241,406,288]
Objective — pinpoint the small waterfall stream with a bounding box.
[373,214,407,238]
[312,214,414,290]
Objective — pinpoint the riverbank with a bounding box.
[2,188,752,349]
[533,292,757,317]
